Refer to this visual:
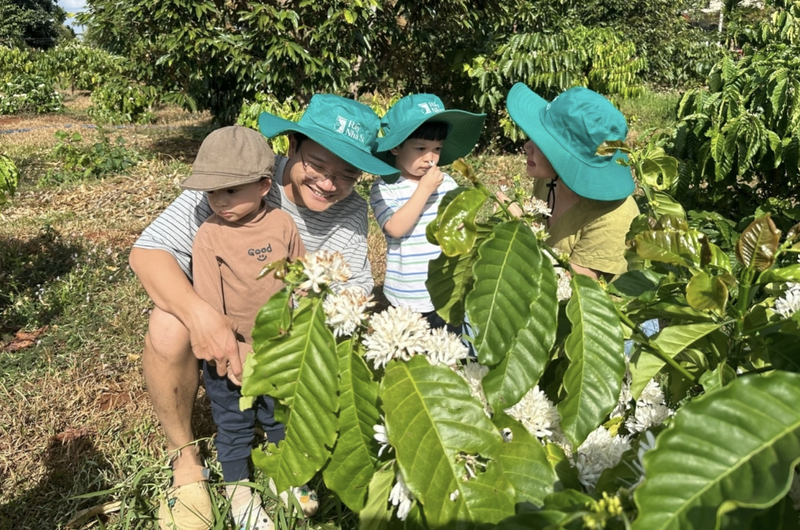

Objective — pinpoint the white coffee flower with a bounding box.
[522,197,552,218]
[545,252,572,301]
[323,287,374,337]
[505,385,562,439]
[611,370,633,419]
[458,362,492,417]
[423,327,469,367]
[389,472,414,521]
[298,250,352,293]
[363,306,430,369]
[626,380,673,434]
[775,283,800,318]
[373,423,392,457]
[576,427,631,490]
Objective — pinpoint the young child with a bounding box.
[182,126,309,530]
[369,95,485,329]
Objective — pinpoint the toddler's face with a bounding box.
[206,180,270,223]
[391,139,444,179]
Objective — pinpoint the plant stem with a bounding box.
[490,195,515,220]
[617,309,698,383]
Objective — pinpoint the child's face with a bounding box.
[391,139,444,180]
[524,140,557,180]
[206,179,271,223]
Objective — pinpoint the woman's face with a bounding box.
[524,140,557,180]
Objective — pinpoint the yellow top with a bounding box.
[534,178,639,276]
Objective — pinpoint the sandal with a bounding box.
[227,484,274,530]
[158,450,213,530]
[268,478,319,517]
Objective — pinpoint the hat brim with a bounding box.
[374,110,486,166]
[506,83,634,201]
[180,173,265,192]
[258,113,399,177]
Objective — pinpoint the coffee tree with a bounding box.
[241,148,800,528]
[671,1,800,227]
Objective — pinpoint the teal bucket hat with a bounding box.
[258,94,399,177]
[506,83,634,201]
[374,94,486,183]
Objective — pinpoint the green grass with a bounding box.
[617,88,683,143]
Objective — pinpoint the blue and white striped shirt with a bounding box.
[370,174,457,312]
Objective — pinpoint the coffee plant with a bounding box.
[41,130,140,185]
[0,73,62,114]
[239,146,800,528]
[670,1,800,228]
[0,153,19,205]
[87,77,157,125]
[466,27,646,143]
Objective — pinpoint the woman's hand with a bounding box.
[494,190,523,218]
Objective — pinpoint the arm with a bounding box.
[383,166,444,238]
[130,191,244,380]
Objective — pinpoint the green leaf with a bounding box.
[251,288,292,343]
[757,264,800,284]
[247,297,339,492]
[436,188,489,257]
[427,224,492,326]
[766,333,800,373]
[686,272,729,312]
[736,215,781,271]
[323,340,380,512]
[609,269,664,298]
[652,191,687,219]
[633,229,705,268]
[381,356,515,528]
[544,442,582,492]
[358,466,395,530]
[494,508,570,530]
[466,221,543,366]
[557,275,626,449]
[492,414,556,506]
[698,362,736,395]
[633,371,800,530]
[482,243,558,411]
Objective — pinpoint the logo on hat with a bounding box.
[334,115,366,143]
[417,102,443,115]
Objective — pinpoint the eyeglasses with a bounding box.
[299,152,360,189]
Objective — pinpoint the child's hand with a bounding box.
[419,164,444,194]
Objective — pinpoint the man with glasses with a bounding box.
[129,94,398,530]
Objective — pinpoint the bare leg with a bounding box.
[143,307,203,474]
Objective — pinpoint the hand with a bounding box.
[185,303,243,381]
[495,190,523,218]
[419,164,444,194]
[227,342,252,386]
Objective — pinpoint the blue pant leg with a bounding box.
[203,361,255,482]
[254,394,285,446]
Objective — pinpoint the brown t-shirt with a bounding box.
[192,204,305,344]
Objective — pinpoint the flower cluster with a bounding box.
[576,427,631,490]
[505,385,562,440]
[423,327,469,367]
[389,472,415,521]
[458,362,492,417]
[774,283,800,318]
[546,252,572,301]
[298,250,351,293]
[625,380,673,434]
[363,306,430,369]
[323,287,374,337]
[522,197,552,218]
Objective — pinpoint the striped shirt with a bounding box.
[134,156,373,294]
[370,174,457,312]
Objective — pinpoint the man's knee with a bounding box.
[144,307,193,363]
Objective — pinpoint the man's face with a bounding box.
[284,138,361,212]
